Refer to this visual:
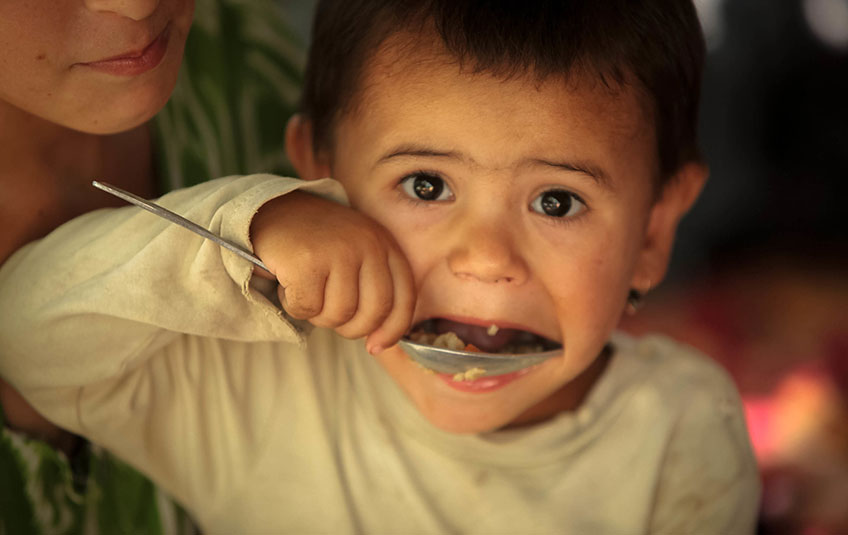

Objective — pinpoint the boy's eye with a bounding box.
[399,172,453,202]
[530,189,586,218]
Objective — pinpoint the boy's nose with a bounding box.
[84,0,160,20]
[446,222,529,285]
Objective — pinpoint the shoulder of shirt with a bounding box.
[606,331,743,415]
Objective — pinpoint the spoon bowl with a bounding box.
[397,339,561,376]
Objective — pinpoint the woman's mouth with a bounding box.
[78,24,170,76]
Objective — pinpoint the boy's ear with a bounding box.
[630,162,708,291]
[285,114,332,180]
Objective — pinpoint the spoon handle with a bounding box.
[92,181,273,275]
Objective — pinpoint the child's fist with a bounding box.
[250,191,415,354]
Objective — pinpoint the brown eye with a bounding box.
[531,189,585,218]
[400,172,453,201]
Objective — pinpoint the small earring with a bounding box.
[626,289,643,314]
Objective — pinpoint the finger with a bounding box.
[309,263,360,328]
[335,254,393,339]
[365,249,415,354]
[278,268,328,320]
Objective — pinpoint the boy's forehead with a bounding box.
[336,33,657,182]
[371,32,647,112]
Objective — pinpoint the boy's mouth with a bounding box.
[407,318,561,354]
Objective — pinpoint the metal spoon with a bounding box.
[93,181,560,376]
[397,339,561,377]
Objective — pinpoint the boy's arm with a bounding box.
[647,374,761,534]
[0,174,346,514]
[0,174,344,390]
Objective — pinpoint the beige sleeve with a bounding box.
[0,173,347,515]
[647,369,762,535]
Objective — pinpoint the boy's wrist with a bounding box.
[250,189,348,279]
[250,190,310,275]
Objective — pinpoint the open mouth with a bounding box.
[407,318,561,355]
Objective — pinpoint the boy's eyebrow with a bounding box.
[528,158,612,188]
[376,145,463,164]
[376,144,611,188]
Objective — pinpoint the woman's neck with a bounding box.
[0,100,156,259]
[0,101,157,452]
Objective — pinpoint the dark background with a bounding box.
[675,0,847,282]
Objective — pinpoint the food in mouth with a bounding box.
[408,330,468,351]
[407,318,559,355]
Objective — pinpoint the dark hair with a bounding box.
[301,0,706,183]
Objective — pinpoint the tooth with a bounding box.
[487,324,499,336]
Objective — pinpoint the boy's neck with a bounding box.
[505,345,613,429]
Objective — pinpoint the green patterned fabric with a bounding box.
[155,0,305,190]
[0,0,306,532]
[1,404,196,535]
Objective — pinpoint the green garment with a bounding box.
[0,0,306,532]
[155,0,305,190]
[0,403,197,535]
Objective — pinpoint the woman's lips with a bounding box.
[79,25,170,76]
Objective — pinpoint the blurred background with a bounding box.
[278,1,848,532]
[626,0,848,533]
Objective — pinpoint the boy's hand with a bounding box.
[250,191,415,354]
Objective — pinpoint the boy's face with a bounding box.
[292,38,703,433]
[0,0,193,134]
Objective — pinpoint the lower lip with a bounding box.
[436,368,532,393]
[81,26,170,76]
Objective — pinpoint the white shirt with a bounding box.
[0,174,760,534]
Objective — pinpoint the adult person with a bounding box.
[0,0,304,531]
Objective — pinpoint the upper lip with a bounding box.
[81,25,168,64]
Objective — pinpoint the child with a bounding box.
[0,1,761,533]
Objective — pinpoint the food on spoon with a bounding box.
[405,322,559,378]
[408,325,549,354]
[408,330,465,351]
[408,331,488,379]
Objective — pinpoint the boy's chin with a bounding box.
[411,397,526,435]
[425,415,509,435]
[375,346,528,434]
